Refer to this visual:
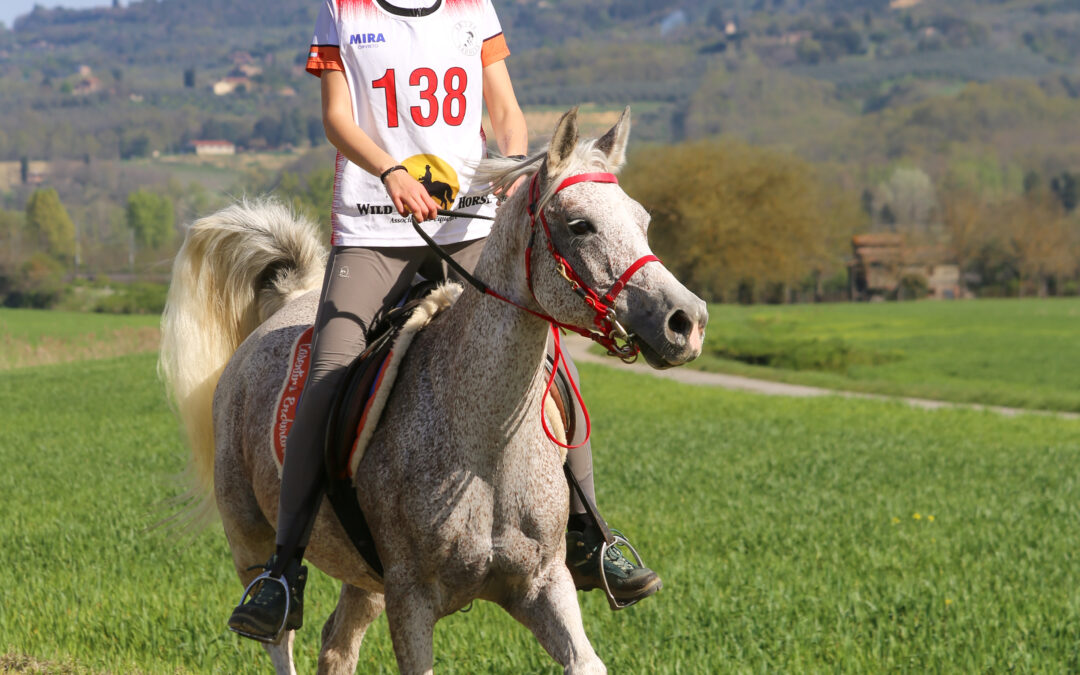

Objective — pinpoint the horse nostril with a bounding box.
[667,309,693,340]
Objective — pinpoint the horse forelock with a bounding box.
[474,136,623,216]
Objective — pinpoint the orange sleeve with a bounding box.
[306,45,345,77]
[481,33,510,67]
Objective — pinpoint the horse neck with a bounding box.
[437,191,552,435]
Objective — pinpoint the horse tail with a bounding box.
[158,197,326,520]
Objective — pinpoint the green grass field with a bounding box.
[2,305,1079,672]
[694,297,1080,412]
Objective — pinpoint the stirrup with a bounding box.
[597,532,647,611]
[228,570,291,644]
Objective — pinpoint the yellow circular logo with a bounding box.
[402,154,460,210]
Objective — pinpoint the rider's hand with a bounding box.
[383,169,440,222]
[497,175,529,202]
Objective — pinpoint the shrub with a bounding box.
[2,253,66,308]
[709,336,903,373]
[91,282,167,314]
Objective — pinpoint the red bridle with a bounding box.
[525,171,660,362]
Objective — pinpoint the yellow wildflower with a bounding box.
[928,515,935,522]
[913,513,922,520]
[891,517,900,525]
[945,598,953,606]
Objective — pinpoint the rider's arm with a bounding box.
[482,60,528,158]
[320,70,439,221]
[483,60,528,198]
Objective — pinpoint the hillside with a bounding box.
[1,0,1079,296]
[1,0,1078,160]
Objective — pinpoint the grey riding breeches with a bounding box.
[275,242,597,551]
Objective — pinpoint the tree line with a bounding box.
[1,138,1077,311]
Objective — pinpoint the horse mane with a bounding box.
[474,135,622,214]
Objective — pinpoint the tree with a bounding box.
[622,140,860,303]
[874,167,937,232]
[24,188,76,263]
[126,190,175,251]
[183,67,196,88]
[1050,171,1078,212]
[0,209,24,268]
[940,187,989,293]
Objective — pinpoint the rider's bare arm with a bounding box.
[483,60,529,198]
[483,60,528,157]
[320,70,439,222]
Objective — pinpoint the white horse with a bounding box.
[159,107,707,674]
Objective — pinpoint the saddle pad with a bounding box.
[272,325,315,471]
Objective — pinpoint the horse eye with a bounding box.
[567,218,595,236]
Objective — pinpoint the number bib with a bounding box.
[306,0,509,247]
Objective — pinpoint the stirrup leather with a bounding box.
[228,570,291,644]
[597,533,648,611]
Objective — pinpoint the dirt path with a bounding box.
[564,335,1080,421]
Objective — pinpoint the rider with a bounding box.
[228,0,661,641]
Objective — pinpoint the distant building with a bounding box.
[71,64,102,95]
[848,233,967,300]
[190,140,236,156]
[212,77,253,95]
[232,63,263,78]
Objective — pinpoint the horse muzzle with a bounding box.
[627,298,708,369]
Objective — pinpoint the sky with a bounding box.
[2,0,116,31]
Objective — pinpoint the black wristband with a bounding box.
[508,154,527,161]
[380,164,407,184]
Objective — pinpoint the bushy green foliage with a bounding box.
[712,334,902,372]
[88,282,168,315]
[126,189,175,250]
[622,140,862,302]
[24,188,75,263]
[1,252,67,309]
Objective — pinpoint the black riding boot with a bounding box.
[227,553,307,643]
[565,523,662,603]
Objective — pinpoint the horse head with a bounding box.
[524,107,708,368]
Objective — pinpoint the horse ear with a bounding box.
[596,106,631,170]
[546,106,580,178]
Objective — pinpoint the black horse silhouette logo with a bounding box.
[419,165,454,209]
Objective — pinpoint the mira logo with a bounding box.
[350,33,386,47]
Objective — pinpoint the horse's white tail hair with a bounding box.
[158,197,326,524]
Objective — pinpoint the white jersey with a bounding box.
[307,0,510,247]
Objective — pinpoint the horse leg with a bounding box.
[503,568,605,675]
[262,631,297,675]
[318,582,385,675]
[384,580,437,675]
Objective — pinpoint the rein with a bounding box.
[408,169,660,449]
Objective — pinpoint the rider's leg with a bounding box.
[229,245,427,641]
[555,346,663,605]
